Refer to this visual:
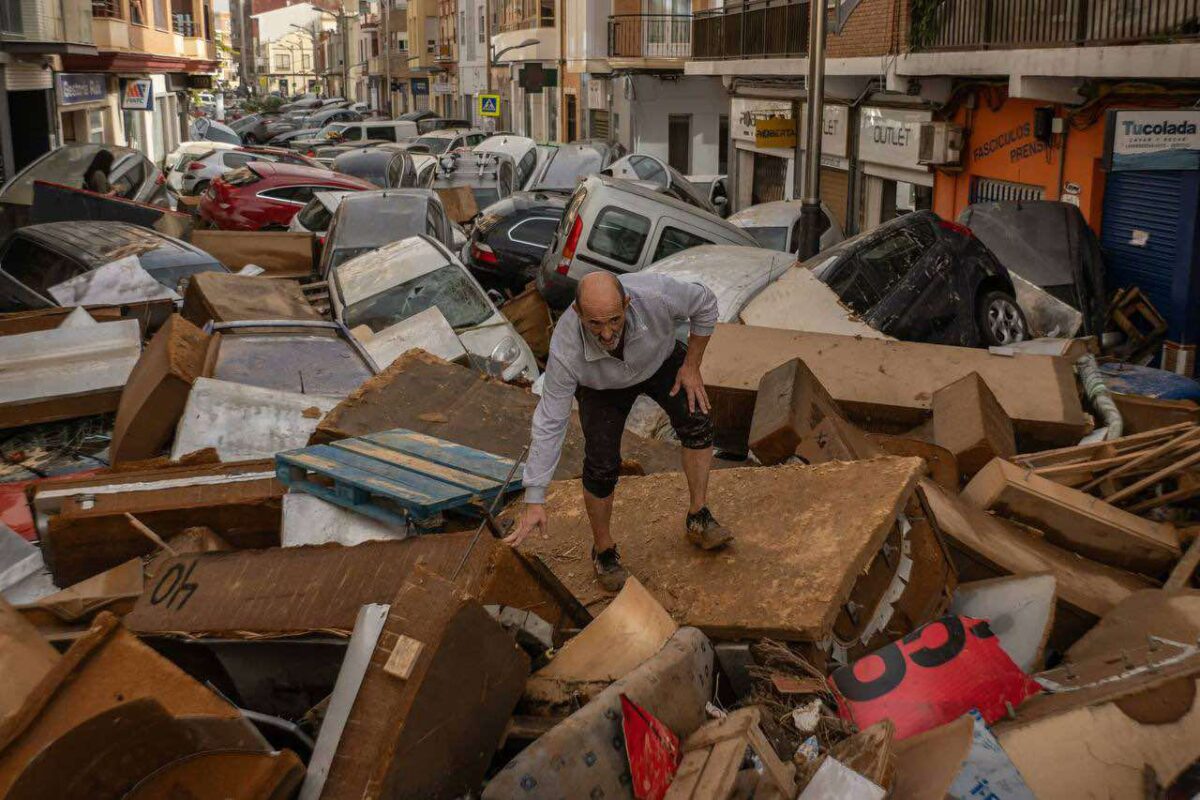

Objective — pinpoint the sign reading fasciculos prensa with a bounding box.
[1108,110,1200,171]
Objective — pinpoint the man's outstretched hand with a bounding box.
[503,502,547,547]
[670,362,711,415]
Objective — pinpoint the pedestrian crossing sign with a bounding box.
[479,94,501,118]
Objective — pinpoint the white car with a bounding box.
[164,141,239,194]
[328,235,538,383]
[471,135,552,190]
[727,200,845,255]
[410,128,488,156]
[642,244,796,328]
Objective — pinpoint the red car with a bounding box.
[199,161,375,231]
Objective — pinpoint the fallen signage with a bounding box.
[515,458,930,641]
[703,324,1090,452]
[0,309,141,431]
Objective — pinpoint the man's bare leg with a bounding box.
[682,445,714,514]
[583,487,616,552]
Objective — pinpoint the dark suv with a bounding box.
[805,210,1027,347]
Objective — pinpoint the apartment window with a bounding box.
[91,0,123,19]
[87,109,107,143]
[458,11,464,44]
[276,52,291,71]
[154,0,167,29]
[478,10,484,42]
[129,0,144,23]
[302,53,312,70]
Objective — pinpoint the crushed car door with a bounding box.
[859,220,956,343]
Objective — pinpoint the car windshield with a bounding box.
[535,148,603,191]
[343,263,493,333]
[415,136,453,154]
[743,226,789,252]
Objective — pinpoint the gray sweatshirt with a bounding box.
[522,272,719,503]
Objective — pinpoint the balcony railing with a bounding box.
[90,0,120,19]
[608,14,692,59]
[172,11,195,36]
[912,0,1200,50]
[692,0,810,60]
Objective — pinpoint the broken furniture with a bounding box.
[667,706,796,800]
[930,372,1015,479]
[702,323,1090,454]
[0,309,141,431]
[181,271,323,327]
[515,457,954,660]
[962,457,1180,576]
[34,459,282,586]
[275,428,523,529]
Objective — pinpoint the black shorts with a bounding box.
[576,341,714,498]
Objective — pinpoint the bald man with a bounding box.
[505,270,733,591]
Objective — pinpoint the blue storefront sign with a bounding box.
[411,77,429,96]
[56,73,107,106]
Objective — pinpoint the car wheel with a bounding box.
[977,290,1028,346]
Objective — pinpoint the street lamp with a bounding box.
[486,37,538,94]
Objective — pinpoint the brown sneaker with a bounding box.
[686,507,734,550]
[592,545,629,592]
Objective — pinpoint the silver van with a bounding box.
[535,174,758,309]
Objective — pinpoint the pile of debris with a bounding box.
[2,259,1200,800]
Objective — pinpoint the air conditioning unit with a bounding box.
[918,122,963,166]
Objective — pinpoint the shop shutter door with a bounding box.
[969,177,1044,204]
[1100,170,1186,332]
[5,63,53,91]
[820,167,849,232]
[589,109,609,141]
[752,152,787,205]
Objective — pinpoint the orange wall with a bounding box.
[932,94,1109,231]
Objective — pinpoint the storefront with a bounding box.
[730,97,795,209]
[931,93,1109,230]
[800,102,851,233]
[857,105,934,232]
[4,63,60,176]
[57,73,117,149]
[1099,108,1200,374]
[119,74,181,167]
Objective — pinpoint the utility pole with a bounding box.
[797,0,827,260]
[382,0,392,114]
[484,0,492,94]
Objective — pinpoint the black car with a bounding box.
[331,148,417,189]
[805,210,1028,347]
[464,191,567,294]
[0,220,228,311]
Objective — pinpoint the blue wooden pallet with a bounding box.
[275,429,523,529]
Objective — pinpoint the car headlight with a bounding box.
[488,335,523,379]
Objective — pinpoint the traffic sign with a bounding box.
[479,94,501,118]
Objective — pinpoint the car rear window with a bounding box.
[508,217,558,248]
[222,167,260,187]
[588,206,650,266]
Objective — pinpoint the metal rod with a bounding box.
[451,444,529,580]
[797,0,826,260]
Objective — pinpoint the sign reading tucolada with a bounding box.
[1107,110,1200,171]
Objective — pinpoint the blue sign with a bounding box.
[411,77,429,96]
[478,94,500,118]
[57,73,107,106]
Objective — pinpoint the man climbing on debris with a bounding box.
[504,270,734,591]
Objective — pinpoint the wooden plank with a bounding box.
[364,430,518,484]
[961,459,1180,576]
[1082,428,1200,492]
[690,738,744,799]
[1165,533,1200,591]
[1015,423,1195,469]
[331,439,498,493]
[279,447,476,512]
[1106,448,1200,505]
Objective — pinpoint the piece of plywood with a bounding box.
[190,230,315,280]
[920,478,1152,622]
[525,577,676,705]
[703,324,1089,448]
[513,458,925,641]
[932,372,1016,479]
[962,458,1180,576]
[1067,589,1200,663]
[312,349,686,479]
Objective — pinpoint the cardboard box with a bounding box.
[319,568,529,799]
[110,314,210,463]
[181,271,323,327]
[190,229,316,280]
[962,458,1180,576]
[931,372,1016,479]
